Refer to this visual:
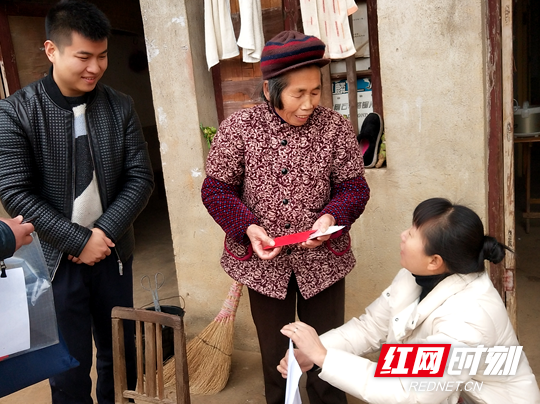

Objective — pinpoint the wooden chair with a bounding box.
[112,307,190,404]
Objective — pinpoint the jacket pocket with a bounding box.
[224,236,253,261]
[325,233,351,256]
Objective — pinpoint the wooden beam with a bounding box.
[320,64,333,109]
[331,70,372,81]
[501,0,517,329]
[211,64,225,123]
[282,0,302,32]
[346,54,358,135]
[0,5,21,95]
[486,0,504,296]
[366,0,382,118]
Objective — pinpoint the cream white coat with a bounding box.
[318,269,540,403]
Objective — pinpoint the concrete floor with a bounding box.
[1,159,540,404]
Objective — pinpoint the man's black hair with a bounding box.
[46,0,111,48]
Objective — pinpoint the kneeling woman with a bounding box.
[279,198,540,403]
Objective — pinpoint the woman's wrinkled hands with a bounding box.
[246,224,282,260]
[277,321,327,378]
[301,214,335,249]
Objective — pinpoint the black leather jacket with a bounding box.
[0,73,154,278]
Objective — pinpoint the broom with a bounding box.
[163,280,243,394]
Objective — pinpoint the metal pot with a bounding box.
[514,106,540,135]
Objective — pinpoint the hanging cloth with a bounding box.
[205,0,239,69]
[300,0,358,59]
[237,0,265,63]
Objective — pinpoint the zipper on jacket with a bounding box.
[70,111,77,219]
[84,109,107,212]
[85,108,121,276]
[71,105,109,277]
[1,260,6,278]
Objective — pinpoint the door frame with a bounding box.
[487,0,516,328]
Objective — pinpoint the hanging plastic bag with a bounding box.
[0,232,78,397]
[0,232,58,358]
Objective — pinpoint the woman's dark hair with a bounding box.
[46,0,111,48]
[260,75,289,110]
[413,198,511,274]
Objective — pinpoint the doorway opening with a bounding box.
[513,0,540,378]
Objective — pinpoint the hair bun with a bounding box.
[482,236,506,264]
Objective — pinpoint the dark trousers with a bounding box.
[49,254,137,404]
[248,274,348,404]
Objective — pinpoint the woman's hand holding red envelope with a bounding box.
[246,224,283,259]
[301,214,335,249]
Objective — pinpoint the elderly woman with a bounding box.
[201,31,370,404]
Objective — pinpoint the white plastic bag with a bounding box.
[1,233,58,358]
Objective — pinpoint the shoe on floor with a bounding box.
[357,112,383,168]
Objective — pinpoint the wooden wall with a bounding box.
[218,0,284,120]
[8,16,48,88]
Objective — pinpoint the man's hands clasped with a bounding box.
[68,228,114,265]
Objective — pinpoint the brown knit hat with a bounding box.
[260,31,330,80]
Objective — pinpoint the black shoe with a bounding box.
[357,112,383,168]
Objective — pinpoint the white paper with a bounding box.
[285,339,302,404]
[0,267,30,357]
[309,225,346,239]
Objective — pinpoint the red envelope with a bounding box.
[263,230,317,249]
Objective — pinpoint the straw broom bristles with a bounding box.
[163,281,243,395]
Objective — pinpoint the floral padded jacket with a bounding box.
[202,102,370,299]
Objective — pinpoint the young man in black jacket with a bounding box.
[0,1,154,403]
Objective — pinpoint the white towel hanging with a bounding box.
[237,0,265,63]
[300,0,358,59]
[205,0,239,70]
